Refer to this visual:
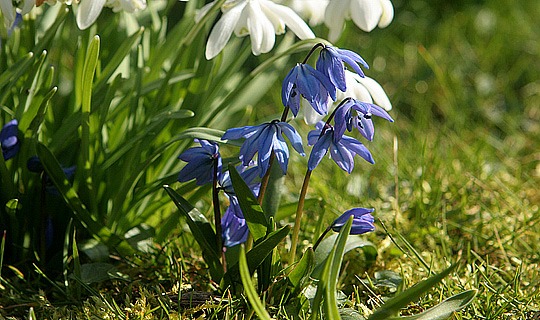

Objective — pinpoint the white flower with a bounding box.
[289,0,329,26]
[0,0,34,28]
[202,0,315,60]
[76,0,146,30]
[324,0,394,42]
[303,70,392,125]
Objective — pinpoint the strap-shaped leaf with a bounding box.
[36,143,129,253]
[313,234,377,279]
[163,186,223,281]
[391,289,477,320]
[228,164,267,241]
[224,225,290,288]
[368,264,458,320]
[288,248,315,295]
[239,246,272,320]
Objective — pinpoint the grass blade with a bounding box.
[239,245,272,320]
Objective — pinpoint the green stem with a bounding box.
[313,226,332,251]
[212,157,223,267]
[289,169,312,262]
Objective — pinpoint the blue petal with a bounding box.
[308,64,337,101]
[356,117,375,141]
[329,142,355,173]
[340,136,375,164]
[333,100,354,143]
[273,133,290,175]
[278,122,305,156]
[307,131,332,171]
[282,65,299,108]
[333,208,374,227]
[257,125,276,176]
[222,125,263,140]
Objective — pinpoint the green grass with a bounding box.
[1,0,540,319]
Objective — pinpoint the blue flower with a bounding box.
[1,119,20,161]
[331,207,375,235]
[177,139,222,185]
[221,197,249,247]
[221,183,260,247]
[307,121,374,173]
[316,45,369,92]
[218,164,261,196]
[281,63,337,116]
[222,121,305,177]
[334,98,394,142]
[26,156,76,195]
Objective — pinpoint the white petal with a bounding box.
[0,0,15,27]
[76,0,106,30]
[324,0,349,42]
[247,1,275,55]
[350,0,382,32]
[302,99,324,125]
[195,1,216,22]
[355,75,392,111]
[262,1,314,40]
[377,0,393,28]
[205,1,246,59]
[21,0,35,15]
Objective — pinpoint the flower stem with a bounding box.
[289,169,312,262]
[313,226,332,251]
[212,157,224,268]
[302,43,325,64]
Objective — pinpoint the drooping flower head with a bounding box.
[222,120,304,177]
[177,139,222,185]
[200,0,315,60]
[0,0,33,28]
[324,0,394,42]
[289,0,329,26]
[282,63,337,117]
[316,45,369,92]
[307,121,374,173]
[76,0,147,30]
[221,182,260,247]
[1,119,20,161]
[218,163,261,196]
[331,207,375,235]
[303,71,392,125]
[334,98,394,142]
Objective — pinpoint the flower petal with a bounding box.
[324,0,349,42]
[377,0,394,28]
[278,122,305,156]
[76,0,106,30]
[355,75,392,111]
[350,0,383,32]
[307,131,332,171]
[262,0,315,40]
[0,0,15,27]
[206,1,246,59]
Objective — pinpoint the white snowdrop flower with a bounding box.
[76,0,146,30]
[0,0,34,28]
[288,0,329,26]
[202,0,315,60]
[304,70,392,125]
[324,0,394,42]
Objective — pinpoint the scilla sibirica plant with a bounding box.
[0,0,478,317]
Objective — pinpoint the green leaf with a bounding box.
[25,87,57,138]
[309,216,353,320]
[312,234,377,279]
[239,246,272,320]
[75,263,130,284]
[0,52,33,89]
[223,225,290,289]
[229,164,267,241]
[36,143,130,252]
[367,264,459,320]
[340,308,367,320]
[374,270,403,291]
[276,198,322,220]
[163,185,223,281]
[324,216,353,320]
[391,290,477,320]
[94,27,144,93]
[288,248,315,295]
